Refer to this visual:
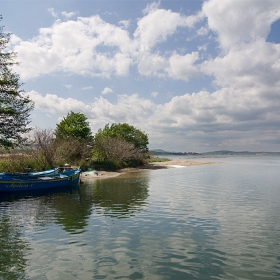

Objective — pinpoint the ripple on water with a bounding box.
[0,157,280,279]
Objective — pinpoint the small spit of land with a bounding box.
[81,159,217,181]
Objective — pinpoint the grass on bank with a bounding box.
[0,154,171,173]
[90,157,171,171]
[145,157,171,163]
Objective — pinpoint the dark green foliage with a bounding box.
[95,123,149,153]
[54,111,93,141]
[93,123,149,166]
[0,16,34,148]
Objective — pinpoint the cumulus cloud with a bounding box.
[101,87,113,95]
[202,0,280,50]
[9,1,280,151]
[137,52,166,76]
[12,3,204,81]
[166,52,200,81]
[134,5,204,51]
[28,91,156,133]
[199,0,280,112]
[202,40,280,88]
[28,80,280,151]
[28,90,92,115]
[12,15,134,79]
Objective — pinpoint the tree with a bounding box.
[54,111,93,141]
[94,136,144,162]
[29,128,57,169]
[94,123,149,162]
[96,123,149,152]
[27,128,92,170]
[0,16,34,149]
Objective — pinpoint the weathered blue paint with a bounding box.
[0,168,81,192]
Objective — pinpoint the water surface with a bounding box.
[0,156,280,279]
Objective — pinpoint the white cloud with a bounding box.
[198,44,207,51]
[166,52,200,81]
[119,20,130,29]
[202,0,280,50]
[143,2,160,14]
[151,91,158,98]
[8,2,280,151]
[101,87,113,95]
[28,90,92,115]
[48,8,58,18]
[28,91,155,133]
[137,52,166,76]
[134,6,204,51]
[201,40,280,88]
[61,11,78,19]
[82,86,93,90]
[63,84,72,89]
[197,26,208,36]
[28,82,280,151]
[11,4,204,81]
[12,15,134,80]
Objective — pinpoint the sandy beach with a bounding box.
[80,159,217,181]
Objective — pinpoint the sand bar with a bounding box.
[80,159,217,181]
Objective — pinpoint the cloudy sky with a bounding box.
[2,0,280,152]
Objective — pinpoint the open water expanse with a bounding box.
[0,156,280,279]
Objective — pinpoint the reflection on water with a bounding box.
[83,172,149,218]
[0,215,30,280]
[0,157,280,279]
[53,190,92,233]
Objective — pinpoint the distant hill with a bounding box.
[201,150,251,155]
[150,149,199,155]
[151,149,167,153]
[201,150,280,156]
[150,149,280,156]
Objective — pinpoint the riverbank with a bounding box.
[80,159,217,181]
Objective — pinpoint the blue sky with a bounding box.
[2,0,280,152]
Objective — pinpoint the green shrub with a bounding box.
[0,154,52,173]
[145,157,171,163]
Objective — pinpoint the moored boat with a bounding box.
[0,167,81,192]
[1,167,59,178]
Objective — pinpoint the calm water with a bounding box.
[0,156,280,279]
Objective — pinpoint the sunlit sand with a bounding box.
[80,159,217,181]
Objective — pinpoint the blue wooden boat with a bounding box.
[0,168,81,192]
[0,167,59,178]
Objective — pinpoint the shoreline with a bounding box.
[80,159,218,181]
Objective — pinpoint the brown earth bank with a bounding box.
[80,159,218,181]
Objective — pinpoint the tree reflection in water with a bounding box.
[53,190,93,233]
[81,172,149,219]
[0,215,30,280]
[0,172,149,243]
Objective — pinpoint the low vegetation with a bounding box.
[145,157,171,163]
[0,112,153,172]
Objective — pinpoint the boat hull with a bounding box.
[0,169,80,192]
